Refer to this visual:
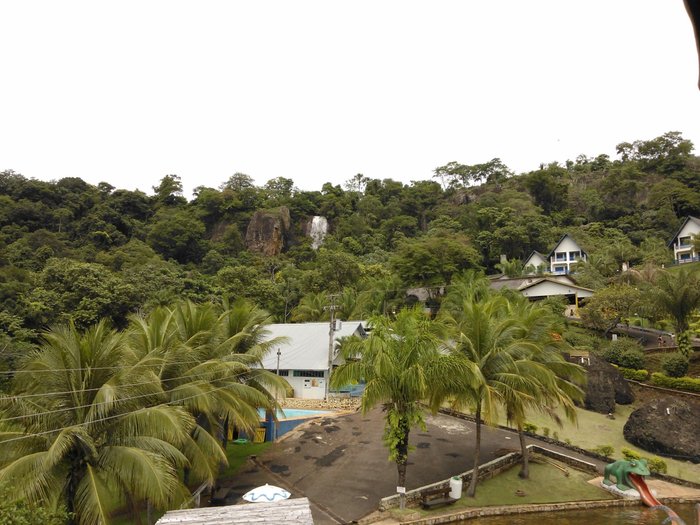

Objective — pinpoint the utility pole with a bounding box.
[274,347,281,440]
[323,293,339,401]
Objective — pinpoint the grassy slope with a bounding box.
[510,405,700,481]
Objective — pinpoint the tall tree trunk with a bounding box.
[221,414,230,449]
[518,425,529,479]
[395,418,410,510]
[467,402,481,497]
[66,458,84,525]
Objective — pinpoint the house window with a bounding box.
[679,236,691,247]
[293,370,325,378]
[569,251,580,261]
[555,253,566,261]
[276,370,289,377]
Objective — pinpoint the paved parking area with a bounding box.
[218,407,562,524]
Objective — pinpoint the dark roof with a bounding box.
[667,216,700,247]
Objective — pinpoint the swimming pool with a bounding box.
[257,408,332,420]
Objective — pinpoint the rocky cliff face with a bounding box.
[624,397,700,463]
[584,355,634,414]
[245,207,291,256]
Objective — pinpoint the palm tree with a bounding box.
[651,268,700,352]
[443,296,521,497]
[126,302,273,486]
[290,292,329,322]
[502,300,585,478]
[0,321,193,524]
[333,288,368,321]
[215,298,289,445]
[494,258,524,278]
[330,307,464,508]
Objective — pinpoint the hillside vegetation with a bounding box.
[1,131,699,343]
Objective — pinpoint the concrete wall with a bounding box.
[286,374,327,399]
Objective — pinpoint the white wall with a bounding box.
[555,236,582,254]
[521,281,594,299]
[678,221,700,240]
[286,374,327,400]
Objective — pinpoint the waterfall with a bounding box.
[309,216,328,250]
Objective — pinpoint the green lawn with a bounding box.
[456,460,610,507]
[506,405,700,482]
[219,440,271,479]
[390,461,610,520]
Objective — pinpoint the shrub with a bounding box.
[0,491,69,525]
[553,431,559,441]
[618,367,649,381]
[523,422,538,433]
[603,338,643,362]
[542,427,550,438]
[647,457,668,474]
[621,447,641,460]
[650,373,700,393]
[594,445,615,457]
[617,349,646,370]
[661,353,689,378]
[564,438,572,445]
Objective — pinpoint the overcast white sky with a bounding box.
[1,1,699,198]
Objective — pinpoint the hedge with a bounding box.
[650,372,700,393]
[618,367,649,381]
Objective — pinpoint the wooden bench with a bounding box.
[420,487,457,510]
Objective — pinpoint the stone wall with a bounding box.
[370,499,655,525]
[280,397,361,412]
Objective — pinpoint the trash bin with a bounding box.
[449,476,462,499]
[253,427,266,443]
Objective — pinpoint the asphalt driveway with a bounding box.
[217,407,553,524]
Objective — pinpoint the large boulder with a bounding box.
[245,207,291,256]
[624,397,700,463]
[584,355,634,414]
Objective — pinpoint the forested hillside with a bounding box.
[1,131,699,346]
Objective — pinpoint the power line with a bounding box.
[0,369,269,445]
[0,362,271,424]
[0,361,254,401]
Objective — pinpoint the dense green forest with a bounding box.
[2,131,700,523]
[1,131,699,351]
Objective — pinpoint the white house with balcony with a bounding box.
[260,321,366,400]
[547,234,587,274]
[668,216,700,264]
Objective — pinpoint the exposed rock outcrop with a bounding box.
[584,355,634,414]
[624,397,700,463]
[245,207,290,256]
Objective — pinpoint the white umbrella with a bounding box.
[242,484,291,503]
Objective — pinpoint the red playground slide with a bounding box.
[629,474,686,525]
[629,473,662,507]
